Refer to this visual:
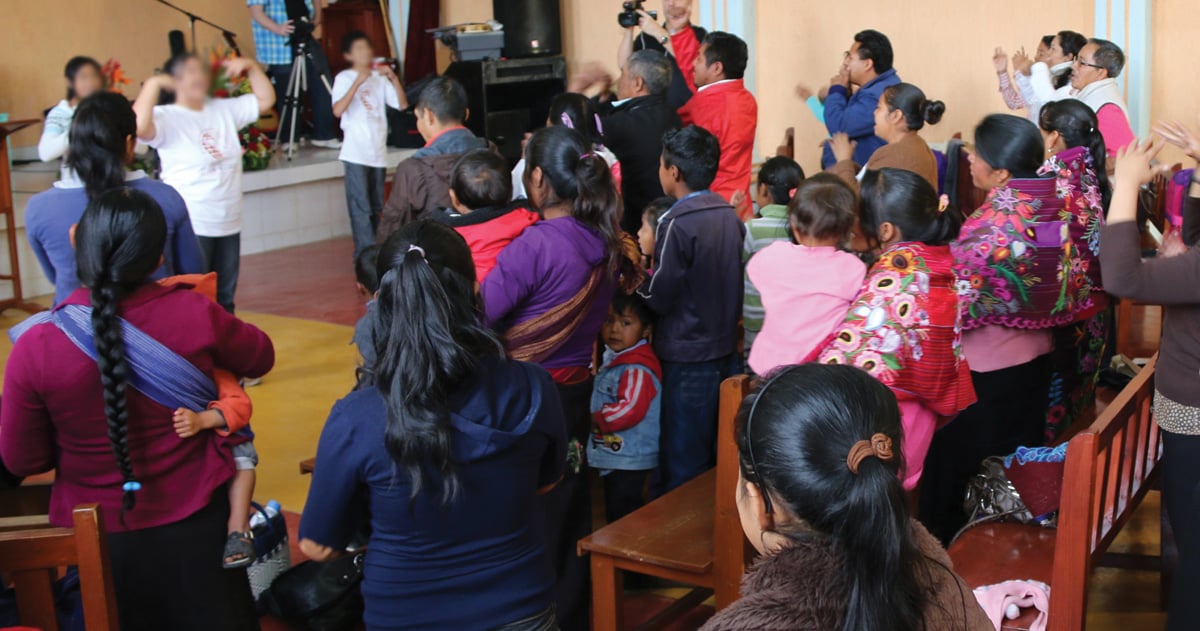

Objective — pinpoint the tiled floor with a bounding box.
[0,236,1169,629]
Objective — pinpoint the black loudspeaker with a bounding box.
[444,56,567,162]
[492,0,562,58]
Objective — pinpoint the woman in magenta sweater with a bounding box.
[1,188,274,630]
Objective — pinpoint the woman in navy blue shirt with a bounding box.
[299,220,566,631]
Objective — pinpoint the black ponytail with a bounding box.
[372,221,504,504]
[974,114,1045,180]
[65,92,137,201]
[64,56,102,102]
[549,92,605,147]
[74,188,169,514]
[861,168,961,247]
[757,156,805,205]
[737,364,932,631]
[1039,99,1112,210]
[525,126,623,271]
[882,83,945,131]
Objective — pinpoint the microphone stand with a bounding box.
[155,0,242,56]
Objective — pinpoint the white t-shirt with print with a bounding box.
[331,70,401,168]
[147,94,260,237]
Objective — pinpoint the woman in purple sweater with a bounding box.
[1102,124,1200,631]
[1,188,274,630]
[480,125,630,630]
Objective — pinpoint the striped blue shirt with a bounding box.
[742,205,792,351]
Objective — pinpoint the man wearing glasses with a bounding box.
[1071,38,1135,155]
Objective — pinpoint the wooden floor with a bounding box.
[0,236,1169,629]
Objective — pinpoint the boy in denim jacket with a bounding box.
[588,293,662,523]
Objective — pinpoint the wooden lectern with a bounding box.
[0,120,47,314]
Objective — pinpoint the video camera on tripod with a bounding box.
[283,0,318,47]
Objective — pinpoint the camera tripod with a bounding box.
[275,36,333,160]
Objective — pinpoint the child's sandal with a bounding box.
[222,531,256,569]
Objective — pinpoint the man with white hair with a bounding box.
[1070,38,1135,155]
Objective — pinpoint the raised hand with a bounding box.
[828,132,857,162]
[223,57,259,78]
[993,47,1009,73]
[1154,115,1200,162]
[637,10,667,41]
[1012,47,1033,75]
[1115,138,1165,187]
[795,83,814,100]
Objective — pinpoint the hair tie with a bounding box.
[560,112,575,129]
[123,480,142,493]
[788,187,798,199]
[846,433,895,474]
[594,114,605,136]
[407,244,426,260]
[580,152,596,161]
[937,194,950,214]
[1088,126,1095,133]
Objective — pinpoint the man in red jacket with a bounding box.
[679,32,758,219]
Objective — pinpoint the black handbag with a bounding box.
[258,551,365,631]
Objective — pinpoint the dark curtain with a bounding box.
[404,0,439,83]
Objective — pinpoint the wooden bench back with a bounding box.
[1050,357,1159,631]
[0,504,120,631]
[714,375,753,609]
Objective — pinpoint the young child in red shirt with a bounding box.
[431,149,538,281]
[162,273,260,569]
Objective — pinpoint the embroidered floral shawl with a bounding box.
[809,243,976,417]
[952,172,1096,330]
[1038,145,1106,297]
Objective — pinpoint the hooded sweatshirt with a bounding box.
[431,199,539,281]
[638,191,746,363]
[299,356,567,630]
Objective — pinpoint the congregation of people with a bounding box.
[3,1,1200,630]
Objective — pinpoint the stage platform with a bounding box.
[1,145,416,301]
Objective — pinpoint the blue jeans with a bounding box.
[659,354,742,492]
[342,162,386,258]
[197,234,240,313]
[268,44,335,141]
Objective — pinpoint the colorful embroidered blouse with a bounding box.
[811,242,976,418]
[1038,145,1106,295]
[952,175,1096,331]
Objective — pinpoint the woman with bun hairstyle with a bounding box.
[809,168,975,491]
[828,82,946,190]
[1037,99,1111,438]
[700,364,991,631]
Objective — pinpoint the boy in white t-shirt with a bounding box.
[331,31,408,259]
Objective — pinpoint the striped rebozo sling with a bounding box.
[9,305,217,411]
[504,266,606,365]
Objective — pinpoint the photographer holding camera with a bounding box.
[247,0,340,149]
[617,0,705,109]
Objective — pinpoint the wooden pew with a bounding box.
[0,504,120,631]
[948,356,1160,631]
[578,376,754,631]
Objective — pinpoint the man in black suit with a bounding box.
[569,51,683,234]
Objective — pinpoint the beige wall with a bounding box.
[1151,0,1199,168]
[754,0,1093,175]
[0,0,258,148]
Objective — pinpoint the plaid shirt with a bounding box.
[248,0,312,65]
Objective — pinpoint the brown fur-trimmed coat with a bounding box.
[700,520,993,631]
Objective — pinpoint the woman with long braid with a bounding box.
[1,188,273,630]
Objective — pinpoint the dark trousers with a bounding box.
[268,45,336,142]
[108,489,258,631]
[1163,430,1200,630]
[343,161,386,259]
[659,354,742,492]
[919,355,1052,543]
[603,469,651,524]
[541,379,593,631]
[197,234,241,313]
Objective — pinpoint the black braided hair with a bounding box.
[74,187,168,513]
